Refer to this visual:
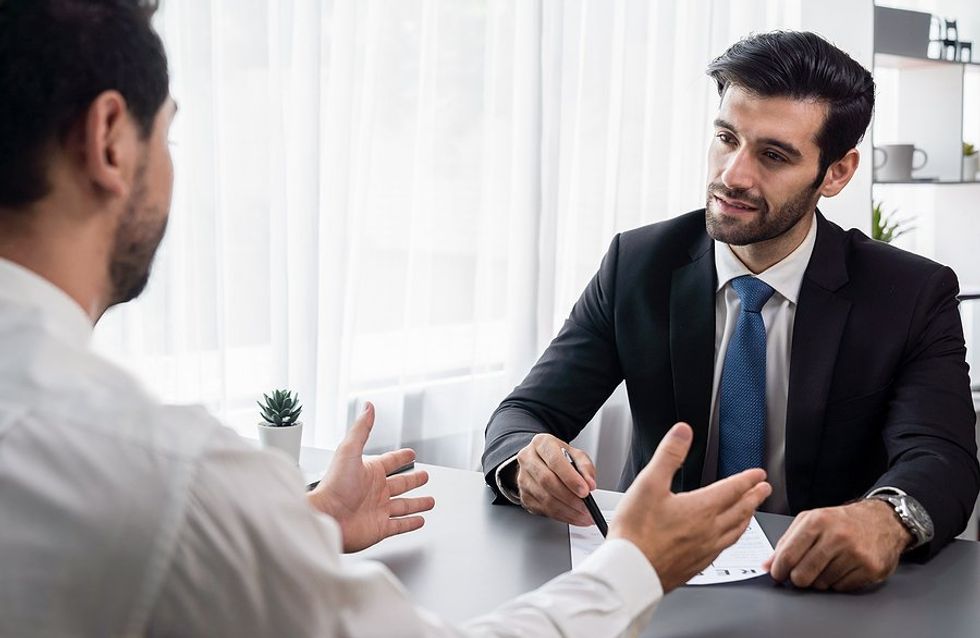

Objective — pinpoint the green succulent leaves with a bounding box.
[258,389,303,427]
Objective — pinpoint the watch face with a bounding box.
[902,496,935,540]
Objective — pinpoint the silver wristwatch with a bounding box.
[868,493,935,550]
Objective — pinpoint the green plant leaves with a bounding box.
[871,201,914,244]
[258,389,303,427]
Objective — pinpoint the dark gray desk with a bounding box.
[347,462,980,636]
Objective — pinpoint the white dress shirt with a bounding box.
[700,216,818,514]
[0,257,662,637]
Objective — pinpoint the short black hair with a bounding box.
[706,31,875,184]
[0,0,169,208]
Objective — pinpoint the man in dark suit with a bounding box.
[483,30,979,592]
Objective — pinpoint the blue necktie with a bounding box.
[718,275,775,479]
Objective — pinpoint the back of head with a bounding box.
[0,0,169,211]
[706,30,875,181]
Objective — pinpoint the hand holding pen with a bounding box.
[512,433,599,527]
[562,448,608,537]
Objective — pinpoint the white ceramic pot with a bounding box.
[964,154,979,182]
[257,421,303,464]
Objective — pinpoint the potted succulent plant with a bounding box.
[964,142,978,182]
[871,201,914,244]
[256,389,304,464]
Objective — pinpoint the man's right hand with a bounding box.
[515,433,597,527]
[609,422,771,592]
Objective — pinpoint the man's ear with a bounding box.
[80,90,138,198]
[818,148,860,198]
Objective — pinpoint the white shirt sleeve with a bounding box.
[147,428,661,638]
[494,454,523,506]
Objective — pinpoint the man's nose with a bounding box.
[719,149,757,192]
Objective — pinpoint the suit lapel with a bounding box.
[785,212,851,512]
[669,232,716,492]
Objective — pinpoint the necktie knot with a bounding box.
[730,276,774,313]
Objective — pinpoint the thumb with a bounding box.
[637,422,693,491]
[338,402,375,456]
[568,448,597,491]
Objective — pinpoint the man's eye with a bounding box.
[764,151,785,162]
[716,132,735,145]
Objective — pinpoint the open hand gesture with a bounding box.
[308,403,435,552]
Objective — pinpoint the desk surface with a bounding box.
[345,462,980,637]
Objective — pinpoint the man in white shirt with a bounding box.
[0,1,771,636]
[484,30,978,593]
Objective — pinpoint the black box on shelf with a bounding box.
[875,5,931,58]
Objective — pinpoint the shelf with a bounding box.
[875,52,980,70]
[873,180,980,185]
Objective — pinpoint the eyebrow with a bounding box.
[713,118,803,160]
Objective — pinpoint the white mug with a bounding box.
[874,144,928,182]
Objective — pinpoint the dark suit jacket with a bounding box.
[483,210,979,557]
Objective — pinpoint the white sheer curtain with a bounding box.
[92,0,803,473]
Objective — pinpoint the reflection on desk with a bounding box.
[346,462,980,638]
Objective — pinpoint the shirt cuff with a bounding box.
[576,538,663,625]
[494,454,522,506]
[865,486,908,498]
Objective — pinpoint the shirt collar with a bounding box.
[0,257,93,347]
[713,213,818,304]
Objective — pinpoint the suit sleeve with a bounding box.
[482,235,626,500]
[871,265,980,557]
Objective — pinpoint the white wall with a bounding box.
[802,0,876,233]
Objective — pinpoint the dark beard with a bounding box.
[705,181,818,246]
[107,164,168,306]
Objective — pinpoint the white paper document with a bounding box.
[569,510,774,585]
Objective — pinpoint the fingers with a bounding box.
[380,447,416,476]
[385,515,426,538]
[698,481,771,564]
[533,435,591,498]
[747,481,772,509]
[338,402,375,455]
[811,554,855,591]
[519,453,593,524]
[711,481,772,534]
[638,422,694,490]
[387,469,429,497]
[768,512,820,583]
[514,436,594,525]
[388,469,429,496]
[388,496,436,518]
[694,468,769,512]
[786,539,835,589]
[767,504,898,590]
[715,509,755,551]
[830,566,870,592]
[567,448,597,491]
[521,488,593,526]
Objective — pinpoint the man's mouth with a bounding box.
[713,194,759,213]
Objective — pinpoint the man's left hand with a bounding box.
[763,499,911,591]
[308,402,436,553]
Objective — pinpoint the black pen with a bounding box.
[562,448,608,537]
